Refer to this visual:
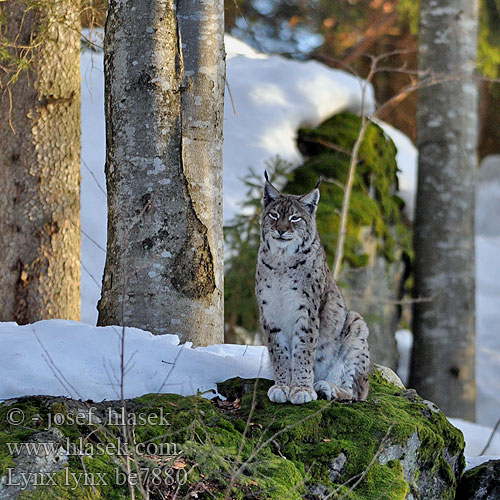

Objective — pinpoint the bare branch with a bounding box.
[82,158,107,197]
[480,415,500,455]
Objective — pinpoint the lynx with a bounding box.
[255,173,370,405]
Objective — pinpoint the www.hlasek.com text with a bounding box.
[7,438,181,458]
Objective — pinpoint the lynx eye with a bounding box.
[289,215,302,223]
[268,212,279,220]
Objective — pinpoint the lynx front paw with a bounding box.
[314,381,353,402]
[267,385,290,403]
[288,386,317,405]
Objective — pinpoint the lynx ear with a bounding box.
[299,179,321,214]
[263,170,281,207]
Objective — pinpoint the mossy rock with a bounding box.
[456,459,500,500]
[286,113,412,368]
[0,370,464,499]
[286,112,411,269]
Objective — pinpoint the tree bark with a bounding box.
[410,0,477,419]
[98,0,224,345]
[0,0,81,323]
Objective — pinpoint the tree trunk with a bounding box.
[0,1,81,323]
[410,0,477,419]
[98,0,224,345]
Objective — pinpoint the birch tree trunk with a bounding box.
[97,0,224,345]
[0,1,81,323]
[410,0,478,419]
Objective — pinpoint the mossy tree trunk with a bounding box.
[0,0,81,323]
[410,0,477,419]
[97,0,225,345]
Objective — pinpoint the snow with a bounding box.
[449,418,500,470]
[449,418,500,457]
[224,36,379,221]
[395,329,413,386]
[1,33,499,470]
[475,156,500,428]
[376,121,418,218]
[0,320,272,402]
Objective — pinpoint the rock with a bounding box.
[0,369,464,499]
[372,363,406,389]
[457,460,500,500]
[0,428,67,500]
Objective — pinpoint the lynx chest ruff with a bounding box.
[255,173,371,405]
[257,254,321,336]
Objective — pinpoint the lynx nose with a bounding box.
[276,221,289,235]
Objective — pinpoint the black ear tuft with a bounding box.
[263,173,281,208]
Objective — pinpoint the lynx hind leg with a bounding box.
[316,311,370,402]
[313,380,353,402]
[339,311,370,400]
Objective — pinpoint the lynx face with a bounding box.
[261,179,319,253]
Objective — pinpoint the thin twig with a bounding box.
[227,404,332,488]
[223,351,266,499]
[82,158,107,197]
[115,198,153,500]
[301,136,352,157]
[374,71,474,119]
[79,454,98,495]
[80,225,107,253]
[225,79,237,116]
[480,415,500,455]
[345,293,435,306]
[330,50,393,278]
[81,260,102,290]
[31,326,83,400]
[332,82,369,279]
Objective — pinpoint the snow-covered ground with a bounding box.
[0,320,272,402]
[1,34,499,468]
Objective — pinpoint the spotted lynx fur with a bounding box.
[255,173,370,405]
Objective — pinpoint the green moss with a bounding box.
[354,461,408,499]
[285,112,411,269]
[0,373,464,499]
[0,399,46,476]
